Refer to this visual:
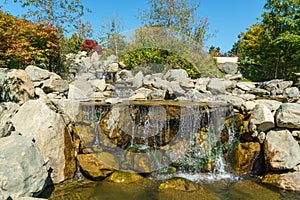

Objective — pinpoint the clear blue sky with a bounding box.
[1,0,266,52]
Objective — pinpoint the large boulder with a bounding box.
[218,62,238,74]
[0,135,48,199]
[250,104,275,132]
[260,79,293,95]
[1,69,35,103]
[264,129,300,171]
[276,103,300,129]
[11,98,76,183]
[163,69,188,82]
[25,65,51,82]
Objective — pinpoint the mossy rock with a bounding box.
[106,171,144,183]
[158,177,198,192]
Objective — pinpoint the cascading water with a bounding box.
[77,100,235,180]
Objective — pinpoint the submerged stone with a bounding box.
[158,177,198,192]
[106,171,144,183]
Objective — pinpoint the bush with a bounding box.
[119,48,201,78]
[80,39,102,54]
[0,11,59,70]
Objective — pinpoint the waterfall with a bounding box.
[77,100,235,176]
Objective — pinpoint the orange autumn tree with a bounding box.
[0,11,59,70]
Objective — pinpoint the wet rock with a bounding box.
[234,142,260,174]
[276,103,300,129]
[1,69,35,103]
[11,98,76,183]
[249,104,275,132]
[228,180,280,200]
[158,177,198,192]
[262,172,300,191]
[264,129,300,171]
[77,152,119,180]
[106,171,144,183]
[0,135,48,199]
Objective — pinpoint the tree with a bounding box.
[238,0,300,81]
[139,0,210,45]
[10,0,89,34]
[98,15,127,57]
[0,10,59,69]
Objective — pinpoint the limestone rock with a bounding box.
[11,99,76,183]
[0,135,48,199]
[89,79,106,91]
[263,172,300,191]
[1,69,35,103]
[132,71,144,88]
[253,100,281,115]
[25,65,51,82]
[283,87,299,98]
[77,152,119,180]
[42,78,69,94]
[276,103,300,129]
[236,82,256,91]
[260,79,293,95]
[218,62,238,74]
[264,129,300,170]
[0,102,19,138]
[250,104,275,132]
[207,78,236,94]
[164,69,188,82]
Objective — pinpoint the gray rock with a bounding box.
[283,87,299,98]
[248,88,270,96]
[218,62,238,74]
[253,100,282,115]
[107,63,119,73]
[42,78,69,94]
[215,94,244,108]
[236,82,256,91]
[276,103,300,129]
[148,89,165,100]
[185,89,212,101]
[0,102,19,138]
[207,78,236,94]
[1,69,35,103]
[194,78,210,92]
[164,69,188,81]
[250,104,275,132]
[132,71,144,88]
[25,65,51,82]
[264,129,300,170]
[11,99,76,183]
[115,70,133,82]
[0,135,48,199]
[260,79,293,95]
[89,79,106,92]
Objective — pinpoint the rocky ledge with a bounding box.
[0,51,300,198]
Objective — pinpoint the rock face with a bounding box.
[0,102,19,138]
[276,103,300,129]
[264,129,300,171]
[11,98,76,183]
[0,135,48,199]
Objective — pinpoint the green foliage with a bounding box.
[61,33,84,54]
[118,26,219,78]
[0,11,59,69]
[120,48,201,78]
[238,0,300,82]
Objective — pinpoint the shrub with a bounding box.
[0,11,59,70]
[80,39,102,54]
